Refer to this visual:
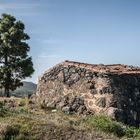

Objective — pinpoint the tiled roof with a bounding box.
[63,60,140,74]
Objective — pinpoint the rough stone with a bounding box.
[46,101,56,109]
[95,97,106,108]
[62,106,71,113]
[35,60,140,126]
[106,107,118,119]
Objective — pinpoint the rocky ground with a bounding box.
[0,97,139,140]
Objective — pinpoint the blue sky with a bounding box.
[0,0,140,83]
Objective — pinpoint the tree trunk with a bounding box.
[5,88,10,97]
[4,72,11,97]
[4,51,10,97]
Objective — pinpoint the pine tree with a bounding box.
[0,13,34,97]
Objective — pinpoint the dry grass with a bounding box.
[0,97,139,140]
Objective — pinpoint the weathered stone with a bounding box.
[95,97,106,108]
[70,97,82,109]
[57,96,69,109]
[106,107,118,119]
[70,73,80,82]
[46,101,56,109]
[90,89,97,95]
[58,71,64,82]
[62,106,71,113]
[63,68,69,73]
[77,106,87,114]
[69,67,76,73]
[35,60,140,126]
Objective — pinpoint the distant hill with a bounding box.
[0,81,37,97]
[11,81,37,97]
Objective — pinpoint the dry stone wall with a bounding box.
[35,60,140,126]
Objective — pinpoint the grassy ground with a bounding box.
[0,97,139,140]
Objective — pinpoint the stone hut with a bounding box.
[35,60,140,126]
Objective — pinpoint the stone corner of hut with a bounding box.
[35,60,140,126]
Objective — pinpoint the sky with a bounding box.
[0,0,140,83]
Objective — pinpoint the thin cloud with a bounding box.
[0,2,45,17]
[38,53,60,58]
[38,39,64,45]
[0,2,44,10]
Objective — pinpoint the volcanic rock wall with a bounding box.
[35,60,140,126]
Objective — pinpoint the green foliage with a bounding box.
[4,115,39,140]
[13,97,29,114]
[124,126,140,138]
[17,98,28,113]
[0,101,9,117]
[17,107,27,113]
[18,98,27,107]
[1,97,140,139]
[84,115,140,138]
[4,124,20,140]
[0,101,15,117]
[85,115,125,137]
[0,97,30,116]
[0,13,34,97]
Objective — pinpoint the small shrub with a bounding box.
[4,124,20,140]
[124,126,139,138]
[84,115,140,138]
[0,101,9,117]
[85,115,125,137]
[109,123,125,137]
[17,107,28,113]
[18,98,28,107]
